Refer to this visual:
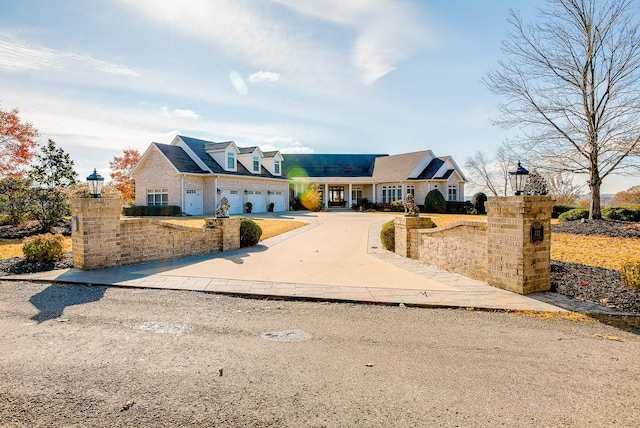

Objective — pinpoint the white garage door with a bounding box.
[247,191,266,213]
[270,191,285,212]
[221,190,242,215]
[184,189,203,216]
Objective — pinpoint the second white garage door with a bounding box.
[247,191,266,213]
[221,190,242,215]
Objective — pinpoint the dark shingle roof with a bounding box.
[177,135,284,179]
[283,154,385,178]
[437,169,455,179]
[154,143,207,174]
[238,146,258,154]
[204,141,234,152]
[413,158,445,180]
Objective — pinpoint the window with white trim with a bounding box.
[406,185,415,195]
[227,151,235,169]
[352,186,362,203]
[147,188,168,206]
[253,156,260,172]
[382,186,388,203]
[448,185,457,201]
[274,160,281,174]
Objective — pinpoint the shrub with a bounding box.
[123,205,181,216]
[380,220,395,251]
[240,217,263,247]
[471,192,487,215]
[552,204,576,219]
[557,208,589,222]
[602,207,640,222]
[22,233,65,262]
[621,262,640,290]
[424,189,446,213]
[446,201,471,214]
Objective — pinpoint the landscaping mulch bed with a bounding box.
[551,219,640,314]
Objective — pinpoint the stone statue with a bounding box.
[524,169,549,196]
[215,197,230,218]
[404,193,420,217]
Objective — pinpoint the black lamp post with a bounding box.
[509,161,529,196]
[86,169,104,198]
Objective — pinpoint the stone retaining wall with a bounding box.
[409,221,488,281]
[119,219,223,266]
[395,196,553,295]
[72,198,238,270]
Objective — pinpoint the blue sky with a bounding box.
[0,0,635,194]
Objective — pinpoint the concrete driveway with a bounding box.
[7,211,576,312]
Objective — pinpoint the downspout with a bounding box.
[214,176,218,211]
[181,175,185,215]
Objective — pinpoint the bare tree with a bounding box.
[484,0,640,219]
[464,146,516,196]
[546,172,584,204]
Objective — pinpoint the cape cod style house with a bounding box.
[132,135,466,215]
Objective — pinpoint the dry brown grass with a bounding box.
[551,233,640,270]
[150,217,308,242]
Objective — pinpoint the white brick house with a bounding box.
[132,135,467,215]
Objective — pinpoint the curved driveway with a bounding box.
[7,211,579,312]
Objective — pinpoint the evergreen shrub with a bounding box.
[240,217,263,247]
[380,220,395,251]
[602,207,640,222]
[557,208,589,222]
[424,190,446,213]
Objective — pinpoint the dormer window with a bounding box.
[253,155,260,173]
[274,160,281,174]
[227,151,235,169]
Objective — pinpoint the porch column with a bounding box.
[348,183,352,208]
[372,183,376,203]
[324,183,329,209]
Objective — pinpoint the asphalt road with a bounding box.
[1,281,639,427]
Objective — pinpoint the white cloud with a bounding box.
[262,136,314,154]
[271,0,430,85]
[249,71,281,83]
[119,0,429,87]
[0,34,140,77]
[173,109,200,119]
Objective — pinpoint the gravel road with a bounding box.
[1,281,639,427]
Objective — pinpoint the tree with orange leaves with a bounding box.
[0,107,39,177]
[613,186,640,208]
[109,148,141,205]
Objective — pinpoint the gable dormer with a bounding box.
[262,151,284,176]
[237,146,264,175]
[204,141,239,172]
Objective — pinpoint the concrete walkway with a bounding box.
[3,211,604,313]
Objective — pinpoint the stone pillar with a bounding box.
[394,216,434,258]
[486,196,553,294]
[204,218,241,252]
[71,198,121,270]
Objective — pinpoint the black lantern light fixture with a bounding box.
[86,169,104,198]
[509,161,529,196]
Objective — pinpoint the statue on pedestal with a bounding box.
[215,197,230,218]
[404,193,420,217]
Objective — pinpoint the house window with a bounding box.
[352,186,362,203]
[406,185,415,196]
[147,188,168,206]
[274,160,281,174]
[227,151,235,169]
[253,156,260,172]
[448,185,457,201]
[397,187,402,201]
[382,186,387,203]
